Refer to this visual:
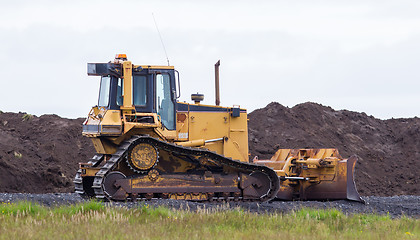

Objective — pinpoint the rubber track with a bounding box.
[91,135,280,202]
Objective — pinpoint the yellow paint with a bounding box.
[122,61,133,109]
[177,139,205,147]
[255,148,345,183]
[81,167,100,177]
[171,103,249,162]
[91,138,116,154]
[227,111,249,161]
[123,113,161,134]
[101,110,121,125]
[155,126,176,140]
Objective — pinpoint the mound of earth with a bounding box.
[0,112,92,193]
[248,102,419,196]
[0,102,418,197]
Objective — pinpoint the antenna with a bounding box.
[152,13,170,66]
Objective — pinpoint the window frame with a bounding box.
[98,75,111,107]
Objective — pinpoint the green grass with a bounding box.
[0,201,418,240]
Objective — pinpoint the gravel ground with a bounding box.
[0,193,418,218]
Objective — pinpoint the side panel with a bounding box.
[176,102,249,162]
[188,111,229,155]
[226,110,249,162]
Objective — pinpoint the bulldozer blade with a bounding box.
[299,155,364,203]
[344,155,364,202]
[255,148,364,202]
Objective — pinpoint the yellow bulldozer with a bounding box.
[74,54,362,202]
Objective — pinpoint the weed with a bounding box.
[13,151,22,158]
[22,113,33,121]
[0,201,46,217]
[294,207,344,221]
[53,200,104,215]
[139,204,172,218]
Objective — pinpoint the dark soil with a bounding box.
[0,112,92,193]
[0,102,419,197]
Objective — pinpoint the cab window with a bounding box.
[116,78,123,106]
[98,76,111,107]
[133,75,147,106]
[156,74,175,130]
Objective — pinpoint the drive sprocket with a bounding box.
[127,142,158,172]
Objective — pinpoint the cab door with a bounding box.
[155,73,176,130]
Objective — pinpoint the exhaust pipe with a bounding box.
[215,60,220,106]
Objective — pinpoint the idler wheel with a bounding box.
[128,143,158,172]
[103,171,126,199]
[249,171,272,198]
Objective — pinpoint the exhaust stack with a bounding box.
[215,60,220,106]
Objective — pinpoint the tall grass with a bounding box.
[0,200,103,217]
[0,201,418,240]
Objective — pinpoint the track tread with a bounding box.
[82,136,280,202]
[73,154,104,198]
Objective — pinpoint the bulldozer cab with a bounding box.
[89,55,177,131]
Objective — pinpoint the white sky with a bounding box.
[1,0,419,119]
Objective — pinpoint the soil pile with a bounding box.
[0,113,93,193]
[0,102,418,196]
[249,102,419,196]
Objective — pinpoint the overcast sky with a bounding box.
[1,0,419,119]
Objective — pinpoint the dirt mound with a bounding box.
[0,102,418,196]
[0,112,93,193]
[249,102,419,196]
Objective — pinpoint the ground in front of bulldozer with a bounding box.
[0,196,418,240]
[0,193,419,217]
